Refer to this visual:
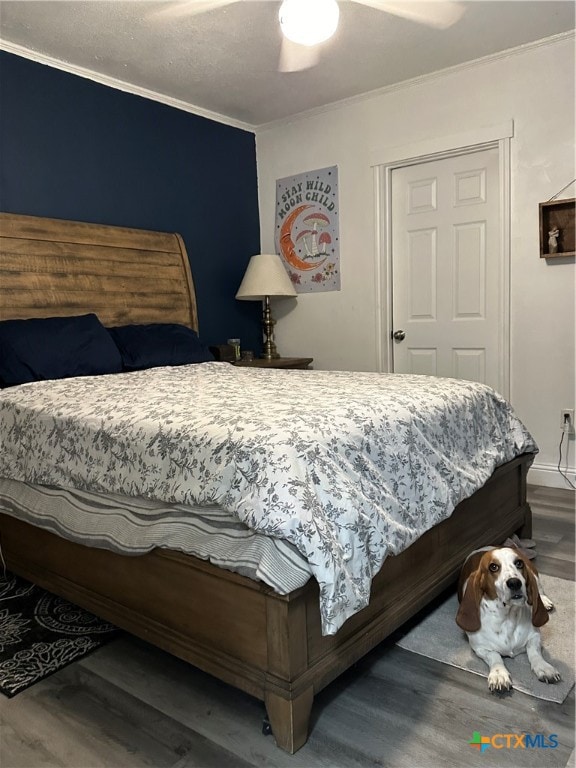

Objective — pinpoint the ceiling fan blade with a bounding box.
[148,0,239,21]
[279,37,321,72]
[349,0,465,30]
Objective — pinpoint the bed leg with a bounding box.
[515,458,533,539]
[264,686,314,754]
[516,503,533,540]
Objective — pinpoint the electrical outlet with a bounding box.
[561,409,574,433]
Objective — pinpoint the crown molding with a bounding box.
[0,39,257,134]
[255,30,575,132]
[2,29,573,134]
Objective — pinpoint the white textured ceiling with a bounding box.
[0,1,574,128]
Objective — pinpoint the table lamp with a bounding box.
[235,253,297,359]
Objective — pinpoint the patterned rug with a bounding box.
[0,571,119,697]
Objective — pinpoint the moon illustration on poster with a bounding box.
[279,204,328,271]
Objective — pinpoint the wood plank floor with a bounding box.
[1,486,574,768]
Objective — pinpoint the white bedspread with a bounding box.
[0,363,537,634]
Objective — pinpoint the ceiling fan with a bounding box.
[150,0,465,72]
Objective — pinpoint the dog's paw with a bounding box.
[533,661,561,684]
[488,666,512,692]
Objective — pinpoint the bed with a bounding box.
[0,211,536,752]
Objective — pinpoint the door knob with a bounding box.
[392,330,406,341]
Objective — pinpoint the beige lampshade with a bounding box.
[235,253,297,300]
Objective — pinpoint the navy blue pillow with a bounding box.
[0,314,123,386]
[108,323,213,371]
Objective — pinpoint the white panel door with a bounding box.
[391,148,500,388]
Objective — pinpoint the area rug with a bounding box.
[0,571,119,697]
[396,574,574,703]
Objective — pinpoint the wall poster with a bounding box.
[275,165,340,293]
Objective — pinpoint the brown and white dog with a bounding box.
[456,546,561,692]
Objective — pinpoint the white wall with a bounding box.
[255,35,576,489]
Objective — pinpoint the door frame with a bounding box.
[372,121,513,399]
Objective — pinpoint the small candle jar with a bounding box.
[227,338,241,361]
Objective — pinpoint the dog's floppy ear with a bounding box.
[456,570,483,632]
[524,559,549,627]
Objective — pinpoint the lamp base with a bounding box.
[261,350,280,360]
[262,296,280,359]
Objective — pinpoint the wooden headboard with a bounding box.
[0,212,199,330]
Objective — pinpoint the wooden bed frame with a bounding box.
[0,212,534,752]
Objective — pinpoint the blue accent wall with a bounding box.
[0,51,262,350]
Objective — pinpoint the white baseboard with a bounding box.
[528,461,576,490]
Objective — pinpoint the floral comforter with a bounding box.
[0,363,537,634]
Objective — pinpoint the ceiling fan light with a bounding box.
[279,0,340,47]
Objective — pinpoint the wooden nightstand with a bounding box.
[232,357,313,370]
